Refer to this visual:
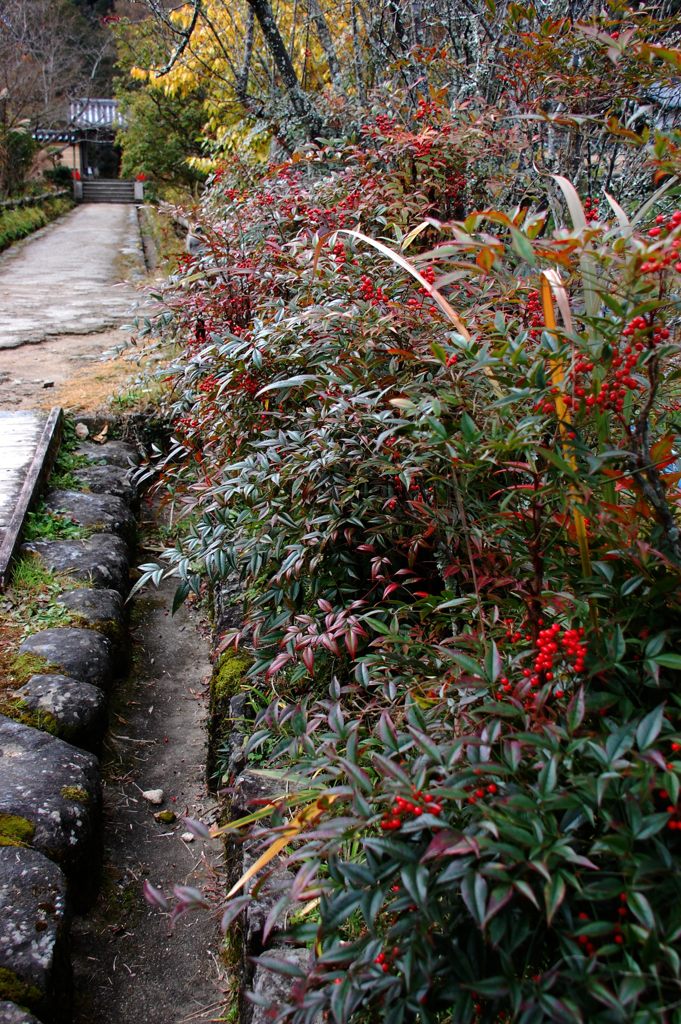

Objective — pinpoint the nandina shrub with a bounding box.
[135,17,681,1021]
[142,178,681,1022]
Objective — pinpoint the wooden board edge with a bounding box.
[0,407,63,590]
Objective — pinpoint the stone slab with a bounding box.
[0,848,70,1023]
[249,949,311,1024]
[76,440,140,469]
[16,676,107,753]
[22,534,129,593]
[71,465,137,505]
[19,629,113,692]
[43,491,135,546]
[0,1001,44,1024]
[55,588,123,642]
[0,716,101,906]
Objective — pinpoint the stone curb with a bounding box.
[211,581,313,1024]
[0,438,141,1021]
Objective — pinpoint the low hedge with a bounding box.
[0,196,74,252]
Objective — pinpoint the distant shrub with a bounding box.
[0,197,73,252]
[43,165,74,188]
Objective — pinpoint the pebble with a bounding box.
[180,832,195,843]
[142,789,164,805]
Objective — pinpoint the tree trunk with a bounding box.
[245,0,324,139]
[307,0,345,96]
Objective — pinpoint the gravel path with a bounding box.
[0,204,145,350]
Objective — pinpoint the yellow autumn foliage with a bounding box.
[128,0,351,160]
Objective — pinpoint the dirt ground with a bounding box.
[71,504,229,1024]
[0,327,163,413]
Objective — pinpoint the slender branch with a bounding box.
[154,0,202,77]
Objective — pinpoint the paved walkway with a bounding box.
[0,204,145,350]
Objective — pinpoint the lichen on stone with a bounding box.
[59,786,89,804]
[0,813,35,848]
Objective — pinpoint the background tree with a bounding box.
[0,0,119,194]
[114,15,207,191]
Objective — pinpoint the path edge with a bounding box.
[0,406,62,589]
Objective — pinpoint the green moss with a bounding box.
[0,699,58,735]
[60,786,89,804]
[0,966,41,1005]
[207,650,253,788]
[212,650,253,701]
[70,613,124,646]
[8,652,53,686]
[0,813,35,848]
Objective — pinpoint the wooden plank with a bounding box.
[0,407,63,589]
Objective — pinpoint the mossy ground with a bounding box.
[6,652,53,687]
[0,813,35,847]
[0,558,80,697]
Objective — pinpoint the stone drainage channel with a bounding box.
[0,435,226,1024]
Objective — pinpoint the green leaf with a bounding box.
[430,341,448,363]
[485,640,502,683]
[460,412,479,442]
[653,653,681,670]
[510,226,536,264]
[256,374,318,395]
[636,704,665,750]
[628,891,656,931]
[450,651,483,677]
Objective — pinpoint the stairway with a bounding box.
[79,179,136,204]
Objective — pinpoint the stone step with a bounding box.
[79,180,137,205]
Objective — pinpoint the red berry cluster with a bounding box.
[446,172,466,199]
[176,415,199,433]
[361,114,398,139]
[405,265,438,314]
[524,289,543,342]
[230,369,262,397]
[529,622,586,681]
[415,97,440,122]
[496,621,586,703]
[576,895,628,956]
[198,373,219,394]
[583,197,599,223]
[641,210,681,275]
[380,790,442,830]
[465,782,498,805]
[374,946,400,973]
[412,135,434,158]
[359,274,388,304]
